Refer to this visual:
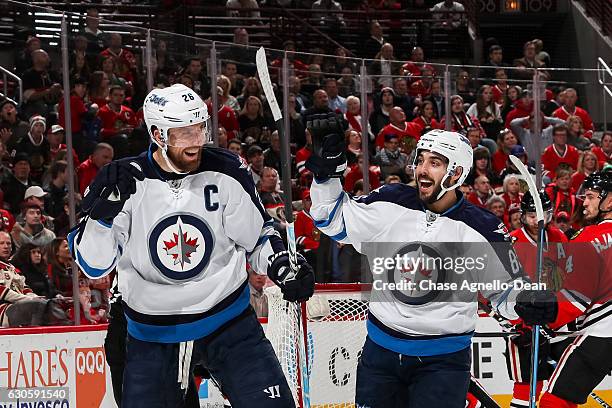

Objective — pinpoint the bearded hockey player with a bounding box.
[306,113,526,408]
[516,169,612,408]
[68,84,314,408]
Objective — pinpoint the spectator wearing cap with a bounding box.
[508,203,522,232]
[325,78,347,114]
[15,115,50,184]
[498,144,536,184]
[77,142,114,195]
[541,124,579,178]
[1,153,34,215]
[553,211,571,238]
[21,49,62,118]
[505,89,533,128]
[0,99,29,153]
[45,161,69,218]
[509,113,565,166]
[593,131,612,168]
[206,86,239,140]
[10,203,55,250]
[16,186,54,231]
[369,87,396,136]
[373,133,410,183]
[491,129,519,175]
[246,144,264,185]
[375,107,423,150]
[46,125,80,168]
[552,88,594,138]
[467,175,493,208]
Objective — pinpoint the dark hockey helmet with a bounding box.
[582,170,612,200]
[520,190,552,214]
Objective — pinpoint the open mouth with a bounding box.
[184,150,198,158]
[419,178,434,190]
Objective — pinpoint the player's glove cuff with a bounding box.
[515,290,558,326]
[267,251,315,302]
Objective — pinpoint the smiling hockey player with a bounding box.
[306,113,526,408]
[68,84,314,408]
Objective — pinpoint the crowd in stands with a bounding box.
[0,2,609,324]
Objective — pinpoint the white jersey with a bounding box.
[310,178,524,356]
[69,146,282,343]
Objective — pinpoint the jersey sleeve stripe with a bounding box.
[313,192,344,228]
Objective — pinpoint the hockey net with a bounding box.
[265,283,370,408]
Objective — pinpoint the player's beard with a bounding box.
[417,176,443,204]
[167,146,203,173]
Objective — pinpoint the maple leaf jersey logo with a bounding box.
[149,213,214,281]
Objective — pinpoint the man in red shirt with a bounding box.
[206,87,239,139]
[98,85,137,158]
[541,124,579,177]
[552,88,594,138]
[375,107,422,150]
[77,142,114,195]
[467,175,493,208]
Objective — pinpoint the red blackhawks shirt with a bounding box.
[549,220,612,337]
[98,103,138,140]
[510,226,568,291]
[294,210,319,251]
[552,106,594,138]
[375,122,422,149]
[295,147,312,176]
[541,144,579,176]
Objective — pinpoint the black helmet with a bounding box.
[520,190,552,214]
[582,170,612,200]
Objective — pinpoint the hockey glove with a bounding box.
[267,251,315,302]
[515,289,558,326]
[305,112,347,181]
[81,160,145,223]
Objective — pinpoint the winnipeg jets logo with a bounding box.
[149,213,214,281]
[162,217,200,268]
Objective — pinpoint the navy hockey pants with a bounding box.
[355,337,471,408]
[121,307,295,408]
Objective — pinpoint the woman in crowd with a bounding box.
[566,115,591,150]
[467,85,503,139]
[218,75,241,113]
[345,95,374,142]
[237,77,265,109]
[491,129,519,175]
[345,129,362,166]
[455,69,476,104]
[11,243,56,298]
[238,96,274,145]
[47,238,74,298]
[88,71,111,107]
[411,100,441,134]
[501,85,521,121]
[441,95,483,135]
[465,146,498,187]
[101,55,128,89]
[571,150,599,192]
[500,174,523,211]
[69,52,91,82]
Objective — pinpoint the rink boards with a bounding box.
[0,318,610,408]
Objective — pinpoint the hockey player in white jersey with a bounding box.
[68,84,314,408]
[305,113,526,407]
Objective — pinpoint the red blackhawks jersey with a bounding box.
[375,122,422,149]
[294,210,319,251]
[98,103,138,140]
[551,219,612,337]
[510,226,568,291]
[541,144,579,176]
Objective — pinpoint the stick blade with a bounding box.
[255,47,282,122]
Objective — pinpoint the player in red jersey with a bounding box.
[515,170,612,408]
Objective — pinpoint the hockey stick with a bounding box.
[469,376,502,408]
[509,155,545,408]
[256,47,312,408]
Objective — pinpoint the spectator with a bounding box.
[220,28,257,77]
[296,129,313,177]
[17,186,52,230]
[552,88,593,138]
[593,131,612,168]
[541,124,579,177]
[408,64,435,99]
[345,129,362,166]
[98,85,137,158]
[440,95,484,136]
[47,238,73,298]
[344,96,372,141]
[431,0,466,29]
[486,195,506,221]
[182,57,211,100]
[239,96,274,145]
[500,174,523,210]
[227,138,243,157]
[14,36,41,73]
[81,8,106,65]
[217,75,241,113]
[545,167,580,218]
[15,115,50,184]
[58,77,98,160]
[11,243,55,298]
[46,160,69,218]
[88,71,111,108]
[46,125,80,170]
[369,43,399,89]
[325,78,347,113]
[513,41,547,80]
[236,77,265,110]
[508,204,522,231]
[222,61,244,97]
[302,89,332,127]
[533,38,550,67]
[423,80,445,121]
[466,85,502,139]
[226,0,261,18]
[344,153,381,193]
[509,114,565,165]
[287,93,306,148]
[21,49,62,118]
[207,87,240,140]
[0,259,44,328]
[467,175,493,208]
[69,36,91,81]
[289,76,310,113]
[392,78,415,120]
[154,39,179,83]
[482,45,508,81]
[571,150,599,192]
[0,99,29,153]
[465,146,498,187]
[246,145,265,185]
[455,69,476,105]
[490,69,509,105]
[369,87,395,136]
[263,131,282,171]
[1,153,34,215]
[312,0,346,27]
[0,206,15,234]
[99,33,137,84]
[412,101,442,134]
[504,89,533,128]
[10,203,55,250]
[543,85,566,116]
[492,129,519,175]
[295,189,320,256]
[248,266,268,318]
[217,127,229,149]
[373,134,410,182]
[301,64,324,96]
[77,142,114,195]
[498,145,536,187]
[501,85,522,122]
[0,230,13,262]
[375,106,422,150]
[363,20,385,59]
[258,167,283,209]
[100,55,128,89]
[566,115,591,150]
[271,40,309,80]
[69,282,101,325]
[53,196,74,238]
[329,47,356,76]
[553,211,571,237]
[401,46,426,82]
[89,275,110,322]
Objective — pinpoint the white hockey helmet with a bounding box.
[143,84,210,173]
[413,129,473,201]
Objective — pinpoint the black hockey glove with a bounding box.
[81,160,145,223]
[267,251,315,302]
[305,112,347,181]
[515,289,558,326]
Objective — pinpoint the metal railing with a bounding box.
[0,65,23,106]
[597,57,612,132]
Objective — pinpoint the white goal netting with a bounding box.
[265,284,370,408]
